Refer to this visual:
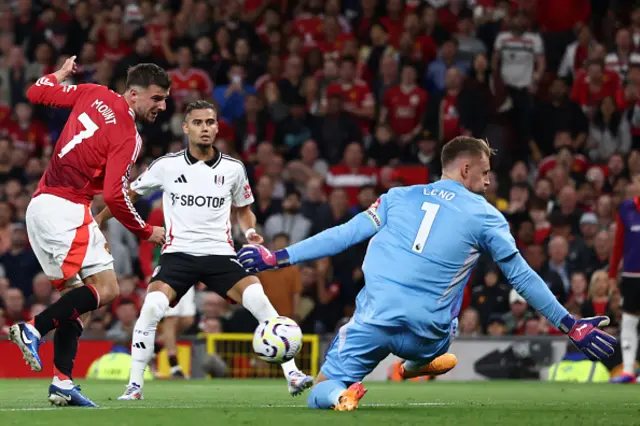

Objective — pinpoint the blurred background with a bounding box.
[0,0,637,383]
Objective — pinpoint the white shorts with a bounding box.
[165,286,196,317]
[26,194,114,291]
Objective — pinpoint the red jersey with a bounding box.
[326,164,378,206]
[317,33,356,62]
[441,94,462,141]
[168,68,214,112]
[5,119,50,154]
[537,153,588,178]
[96,41,132,63]
[325,80,375,135]
[382,85,428,137]
[27,75,153,240]
[292,13,324,46]
[570,70,620,118]
[379,16,404,47]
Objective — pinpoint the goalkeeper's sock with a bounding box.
[307,380,346,409]
[33,285,99,336]
[53,318,83,381]
[129,292,169,388]
[621,312,639,375]
[241,283,301,376]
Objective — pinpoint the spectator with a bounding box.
[587,96,631,163]
[558,25,595,78]
[0,201,12,255]
[0,224,41,298]
[524,244,565,303]
[28,272,52,307]
[578,212,600,249]
[565,271,589,310]
[486,314,507,336]
[349,185,378,216]
[381,63,428,143]
[502,289,534,335]
[368,124,402,167]
[213,63,255,123]
[605,28,640,83]
[252,175,282,227]
[425,38,468,93]
[273,95,314,159]
[257,233,303,319]
[286,139,330,188]
[0,46,28,107]
[326,142,377,207]
[471,265,511,328]
[547,235,574,300]
[3,287,28,326]
[570,59,620,120]
[581,270,611,317]
[459,307,482,336]
[584,230,612,278]
[492,9,544,153]
[533,78,588,158]
[263,190,312,244]
[106,299,138,341]
[454,9,486,64]
[300,177,332,235]
[233,94,270,162]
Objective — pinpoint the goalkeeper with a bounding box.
[239,136,616,411]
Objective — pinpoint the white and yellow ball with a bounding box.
[252,316,303,364]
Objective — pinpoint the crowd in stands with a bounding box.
[0,0,637,342]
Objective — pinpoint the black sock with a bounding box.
[34,286,98,336]
[169,355,178,367]
[53,319,83,380]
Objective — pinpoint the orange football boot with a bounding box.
[401,353,457,379]
[333,382,368,411]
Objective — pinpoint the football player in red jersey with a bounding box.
[9,56,169,407]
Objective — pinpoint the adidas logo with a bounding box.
[174,174,188,183]
[133,342,147,349]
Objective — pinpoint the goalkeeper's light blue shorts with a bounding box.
[320,317,451,384]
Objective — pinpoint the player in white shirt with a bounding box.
[95,100,314,400]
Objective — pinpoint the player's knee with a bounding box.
[84,269,119,304]
[141,291,170,323]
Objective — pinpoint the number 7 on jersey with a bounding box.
[58,113,99,159]
[412,202,440,254]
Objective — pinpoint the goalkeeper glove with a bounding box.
[237,244,291,273]
[559,315,616,361]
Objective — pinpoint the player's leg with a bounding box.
[163,286,196,378]
[307,319,390,411]
[224,273,313,395]
[392,324,456,381]
[400,318,458,379]
[120,253,197,400]
[11,199,118,373]
[612,278,639,383]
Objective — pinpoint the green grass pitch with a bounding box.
[0,380,638,426]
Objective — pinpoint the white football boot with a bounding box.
[118,383,144,400]
[287,370,314,396]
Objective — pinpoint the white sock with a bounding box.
[52,375,74,390]
[242,283,300,376]
[129,291,169,388]
[621,313,639,375]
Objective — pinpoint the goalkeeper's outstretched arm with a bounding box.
[497,252,569,328]
[285,212,379,265]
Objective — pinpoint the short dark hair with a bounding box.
[440,136,494,168]
[184,100,217,120]
[125,63,171,90]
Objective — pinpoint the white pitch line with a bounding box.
[0,402,449,412]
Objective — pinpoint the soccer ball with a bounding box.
[252,316,303,364]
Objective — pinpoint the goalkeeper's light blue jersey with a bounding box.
[286,179,567,340]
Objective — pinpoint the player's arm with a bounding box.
[102,136,160,242]
[483,209,616,361]
[95,159,164,226]
[27,56,99,108]
[95,189,141,226]
[238,194,389,271]
[231,163,264,244]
